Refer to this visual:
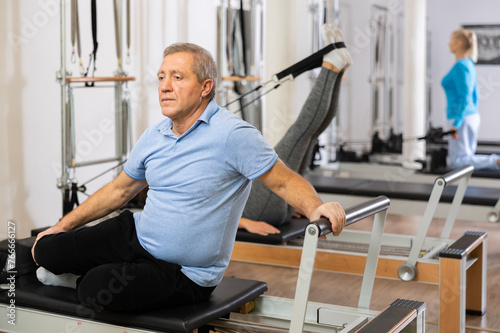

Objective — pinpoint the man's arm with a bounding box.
[257,158,345,235]
[32,171,147,259]
[56,171,147,230]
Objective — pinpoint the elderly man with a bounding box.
[32,42,345,312]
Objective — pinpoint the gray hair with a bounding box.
[163,43,217,100]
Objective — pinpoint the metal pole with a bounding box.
[402,0,427,168]
[370,7,378,136]
[115,0,126,174]
[217,0,227,106]
[58,0,69,215]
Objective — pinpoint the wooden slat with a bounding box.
[466,242,486,314]
[66,76,135,83]
[231,242,440,283]
[356,307,417,332]
[439,258,462,333]
[222,76,261,82]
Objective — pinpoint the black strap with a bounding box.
[0,238,38,284]
[70,182,80,208]
[334,41,346,49]
[91,0,98,65]
[225,42,346,113]
[63,187,72,216]
[239,0,248,75]
[0,262,37,284]
[62,182,81,216]
[274,42,345,81]
[84,0,98,86]
[0,253,7,273]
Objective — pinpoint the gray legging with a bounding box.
[242,67,344,226]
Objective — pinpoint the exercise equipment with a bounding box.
[217,0,264,129]
[222,43,345,118]
[309,162,500,223]
[232,166,487,332]
[370,5,396,142]
[226,197,426,332]
[0,197,426,332]
[58,0,134,216]
[218,0,347,131]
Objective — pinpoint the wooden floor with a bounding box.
[225,214,500,333]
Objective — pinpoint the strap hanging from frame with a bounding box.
[84,0,98,86]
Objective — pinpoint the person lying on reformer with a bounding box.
[239,24,352,236]
[30,42,346,312]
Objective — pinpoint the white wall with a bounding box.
[0,0,217,237]
[324,0,500,153]
[428,0,500,141]
[1,0,63,238]
[1,0,499,237]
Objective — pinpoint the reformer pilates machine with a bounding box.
[308,161,500,223]
[0,197,426,332]
[57,0,134,216]
[232,165,487,332]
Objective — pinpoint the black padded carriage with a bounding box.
[306,174,500,206]
[424,167,500,179]
[0,237,268,333]
[0,275,267,333]
[236,217,308,244]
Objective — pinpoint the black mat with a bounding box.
[307,175,500,206]
[236,218,308,244]
[0,276,267,333]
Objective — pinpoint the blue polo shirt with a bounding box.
[124,100,278,287]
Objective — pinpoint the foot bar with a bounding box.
[439,165,474,186]
[314,195,391,236]
[399,165,474,281]
[355,299,426,333]
[439,231,487,259]
[290,196,390,332]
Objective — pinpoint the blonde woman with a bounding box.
[442,29,500,170]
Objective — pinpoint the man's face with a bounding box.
[157,51,206,121]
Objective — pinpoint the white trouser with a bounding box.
[447,113,499,171]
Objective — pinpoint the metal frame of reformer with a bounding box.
[219,196,424,333]
[211,299,426,333]
[320,161,500,188]
[0,197,426,333]
[232,165,487,332]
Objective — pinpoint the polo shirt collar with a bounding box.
[156,100,220,137]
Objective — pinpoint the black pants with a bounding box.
[34,210,215,313]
